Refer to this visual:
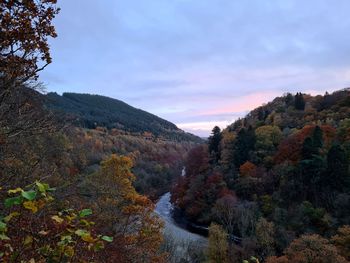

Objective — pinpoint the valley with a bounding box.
[2,1,350,262]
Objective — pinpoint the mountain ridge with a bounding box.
[45,92,202,143]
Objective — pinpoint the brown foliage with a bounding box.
[0,0,59,87]
[332,225,350,260]
[266,234,348,263]
[83,155,166,262]
[274,125,336,164]
[240,161,257,177]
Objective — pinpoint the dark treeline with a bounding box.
[46,92,203,143]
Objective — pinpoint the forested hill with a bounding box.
[45,92,202,142]
[171,88,350,262]
[229,88,350,132]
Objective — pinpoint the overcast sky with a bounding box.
[41,0,350,137]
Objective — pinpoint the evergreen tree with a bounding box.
[312,126,323,149]
[301,126,323,160]
[208,126,222,163]
[233,126,255,168]
[300,128,326,203]
[257,107,266,121]
[294,92,305,110]
[327,145,349,191]
[285,93,294,107]
[301,137,317,160]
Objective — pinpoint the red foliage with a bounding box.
[239,161,257,177]
[185,145,210,177]
[274,125,336,164]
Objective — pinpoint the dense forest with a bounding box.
[45,92,202,143]
[171,89,350,262]
[1,1,350,262]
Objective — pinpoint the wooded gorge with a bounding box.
[171,89,350,262]
[1,1,350,262]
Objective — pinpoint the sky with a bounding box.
[41,0,350,137]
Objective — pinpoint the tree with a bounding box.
[0,1,59,173]
[208,126,222,163]
[234,127,255,168]
[298,126,327,203]
[185,145,210,177]
[220,129,236,171]
[301,137,317,160]
[207,223,229,263]
[284,93,294,107]
[255,125,283,151]
[255,125,283,164]
[0,0,59,88]
[331,225,350,260]
[0,182,112,262]
[312,126,323,149]
[213,194,237,235]
[294,93,305,110]
[327,144,349,192]
[85,155,166,262]
[240,161,257,177]
[266,234,348,263]
[233,201,259,238]
[255,218,275,260]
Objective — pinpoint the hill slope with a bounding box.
[171,88,350,262]
[45,92,202,142]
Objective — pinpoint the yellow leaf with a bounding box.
[51,215,64,224]
[8,188,22,194]
[64,246,75,257]
[23,201,38,213]
[23,235,33,246]
[82,234,96,243]
[29,259,35,263]
[4,212,20,222]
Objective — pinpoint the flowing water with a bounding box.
[155,192,207,243]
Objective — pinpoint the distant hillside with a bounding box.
[45,92,202,143]
[228,88,350,132]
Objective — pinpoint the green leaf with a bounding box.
[36,182,49,193]
[47,187,56,192]
[4,212,20,222]
[0,234,10,240]
[93,241,105,251]
[0,221,6,232]
[101,235,113,242]
[21,190,37,201]
[75,229,89,237]
[79,208,92,218]
[5,196,22,208]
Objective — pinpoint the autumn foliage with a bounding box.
[171,90,350,262]
[0,0,59,87]
[240,161,257,177]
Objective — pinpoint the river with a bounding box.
[155,192,207,245]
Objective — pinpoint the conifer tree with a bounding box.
[327,145,349,191]
[208,126,222,163]
[233,126,255,167]
[294,92,305,110]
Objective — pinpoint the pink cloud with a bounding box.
[196,90,281,116]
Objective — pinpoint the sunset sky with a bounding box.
[42,0,350,137]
